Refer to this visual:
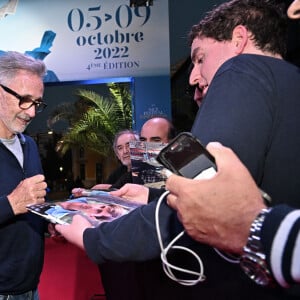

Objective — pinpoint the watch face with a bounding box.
[240,256,273,286]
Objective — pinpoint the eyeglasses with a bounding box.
[0,84,47,113]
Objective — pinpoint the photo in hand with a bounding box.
[27,191,141,226]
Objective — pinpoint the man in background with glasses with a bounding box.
[0,51,48,300]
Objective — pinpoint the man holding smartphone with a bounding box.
[165,0,300,291]
[167,141,300,289]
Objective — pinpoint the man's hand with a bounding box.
[55,215,94,249]
[166,142,265,254]
[109,183,149,205]
[91,183,112,190]
[8,174,47,215]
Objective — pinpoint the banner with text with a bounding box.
[0,0,170,82]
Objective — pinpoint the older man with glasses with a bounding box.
[0,51,48,300]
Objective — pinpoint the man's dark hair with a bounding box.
[188,0,288,57]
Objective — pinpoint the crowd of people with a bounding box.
[1,0,300,299]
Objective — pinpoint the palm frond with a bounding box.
[49,84,132,157]
[47,102,76,128]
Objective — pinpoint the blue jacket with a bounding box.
[0,134,46,294]
[84,55,300,299]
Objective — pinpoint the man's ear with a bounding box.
[287,0,300,19]
[231,25,248,54]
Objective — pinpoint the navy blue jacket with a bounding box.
[0,134,46,294]
[84,55,300,299]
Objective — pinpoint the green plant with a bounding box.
[48,82,132,156]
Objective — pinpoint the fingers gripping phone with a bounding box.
[157,132,241,265]
[157,132,217,179]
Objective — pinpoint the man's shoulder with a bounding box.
[17,133,35,144]
[217,54,299,85]
[106,165,128,183]
[111,164,128,175]
[223,54,295,72]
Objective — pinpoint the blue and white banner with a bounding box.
[0,0,170,82]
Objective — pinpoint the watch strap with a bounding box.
[240,208,275,286]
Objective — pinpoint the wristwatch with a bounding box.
[240,208,274,287]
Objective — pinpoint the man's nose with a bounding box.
[124,144,130,152]
[189,64,204,87]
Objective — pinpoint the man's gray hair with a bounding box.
[0,51,46,85]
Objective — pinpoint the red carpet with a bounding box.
[39,237,106,300]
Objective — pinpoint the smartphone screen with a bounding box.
[157,132,216,179]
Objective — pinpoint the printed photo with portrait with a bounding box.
[27,195,140,226]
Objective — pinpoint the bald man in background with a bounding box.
[140,116,176,143]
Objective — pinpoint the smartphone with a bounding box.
[157,132,217,179]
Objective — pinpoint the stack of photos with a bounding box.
[129,141,168,188]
